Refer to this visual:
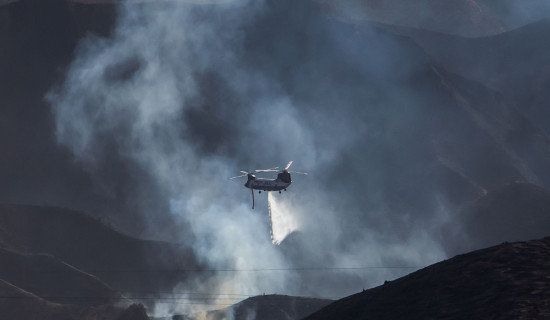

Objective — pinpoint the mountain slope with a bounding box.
[386,19,550,138]
[0,204,203,295]
[245,0,550,211]
[0,279,146,320]
[303,237,550,320]
[445,182,550,255]
[315,0,550,37]
[0,247,122,306]
[324,0,506,36]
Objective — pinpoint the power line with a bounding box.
[128,292,252,296]
[0,297,244,303]
[0,295,336,306]
[14,288,344,300]
[0,296,238,306]
[42,266,422,273]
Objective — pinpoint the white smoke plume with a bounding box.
[47,0,452,315]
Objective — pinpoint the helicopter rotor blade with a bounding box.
[229,174,248,180]
[288,170,308,175]
[255,167,279,173]
[285,161,293,170]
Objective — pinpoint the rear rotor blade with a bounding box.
[285,161,293,170]
[229,174,248,180]
[289,170,308,175]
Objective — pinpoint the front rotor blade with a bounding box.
[285,161,293,170]
[255,167,279,173]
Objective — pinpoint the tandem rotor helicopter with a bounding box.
[230,161,307,209]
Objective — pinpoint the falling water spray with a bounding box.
[267,191,300,245]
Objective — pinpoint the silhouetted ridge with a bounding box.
[303,237,550,320]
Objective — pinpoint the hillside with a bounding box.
[304,237,550,320]
[241,0,550,213]
[0,247,122,306]
[0,279,149,320]
[385,19,550,138]
[316,0,550,37]
[0,204,203,295]
[0,279,120,320]
[17,0,545,37]
[0,204,335,320]
[322,0,506,36]
[445,182,550,255]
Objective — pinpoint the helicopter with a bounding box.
[230,161,307,209]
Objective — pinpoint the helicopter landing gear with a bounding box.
[279,191,281,194]
[259,191,261,194]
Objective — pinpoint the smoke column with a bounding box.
[46,0,459,313]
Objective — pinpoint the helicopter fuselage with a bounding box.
[230,162,303,208]
[244,171,292,192]
[245,177,291,192]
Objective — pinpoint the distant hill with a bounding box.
[445,182,550,255]
[0,279,127,320]
[0,204,203,296]
[319,0,506,36]
[383,19,550,139]
[205,295,333,320]
[0,204,334,320]
[315,0,550,37]
[0,247,122,306]
[0,204,203,318]
[0,278,149,320]
[303,237,550,320]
